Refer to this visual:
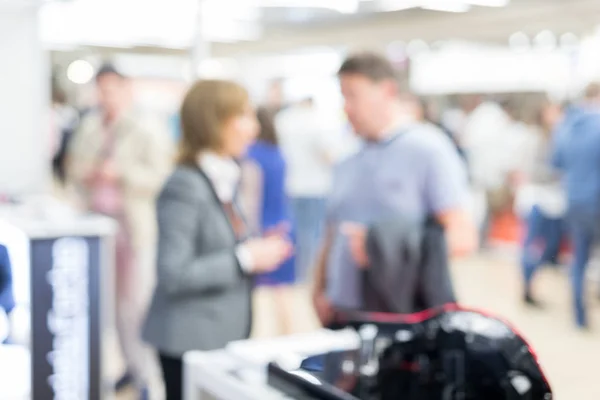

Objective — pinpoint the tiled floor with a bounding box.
[116,255,600,399]
[453,256,600,400]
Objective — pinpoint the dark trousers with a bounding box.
[159,353,183,400]
[521,206,565,292]
[567,206,600,327]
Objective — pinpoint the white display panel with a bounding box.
[410,48,573,95]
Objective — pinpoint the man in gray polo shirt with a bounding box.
[312,53,476,325]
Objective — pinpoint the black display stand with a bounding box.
[0,210,116,400]
[30,235,103,400]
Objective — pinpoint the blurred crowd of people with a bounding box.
[1,50,597,400]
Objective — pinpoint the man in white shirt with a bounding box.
[276,97,342,281]
[463,100,521,247]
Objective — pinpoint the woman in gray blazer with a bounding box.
[143,80,293,400]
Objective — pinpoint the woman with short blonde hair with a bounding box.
[177,80,249,164]
[143,80,293,400]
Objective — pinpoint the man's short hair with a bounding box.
[95,63,125,81]
[584,82,600,100]
[338,52,398,82]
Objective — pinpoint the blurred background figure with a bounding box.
[66,64,173,400]
[415,96,467,163]
[516,100,566,307]
[242,107,298,335]
[462,97,515,248]
[265,78,287,115]
[276,97,341,282]
[552,83,600,329]
[500,98,541,188]
[50,81,79,185]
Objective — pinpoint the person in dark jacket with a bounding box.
[143,80,293,400]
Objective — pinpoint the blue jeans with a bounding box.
[567,206,600,327]
[291,197,327,281]
[522,206,565,292]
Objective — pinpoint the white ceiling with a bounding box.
[41,0,520,49]
[211,0,600,56]
[43,0,600,58]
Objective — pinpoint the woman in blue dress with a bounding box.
[242,107,297,335]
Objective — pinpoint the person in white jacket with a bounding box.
[462,100,514,246]
[276,98,345,281]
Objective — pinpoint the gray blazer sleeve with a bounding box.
[156,171,242,297]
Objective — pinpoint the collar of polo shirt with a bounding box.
[378,113,418,143]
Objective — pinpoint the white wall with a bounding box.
[410,48,573,95]
[0,3,49,195]
[237,49,343,109]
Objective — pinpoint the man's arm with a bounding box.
[436,209,477,258]
[425,133,477,257]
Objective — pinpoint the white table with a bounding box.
[0,345,30,400]
[183,350,291,400]
[183,329,360,400]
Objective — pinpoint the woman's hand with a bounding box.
[243,235,293,274]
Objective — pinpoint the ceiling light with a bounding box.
[200,1,263,42]
[560,32,579,49]
[260,0,360,13]
[509,32,529,52]
[421,1,470,13]
[67,60,94,85]
[381,0,477,12]
[534,30,556,52]
[463,0,509,6]
[379,0,420,12]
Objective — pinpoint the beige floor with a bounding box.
[116,255,600,399]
